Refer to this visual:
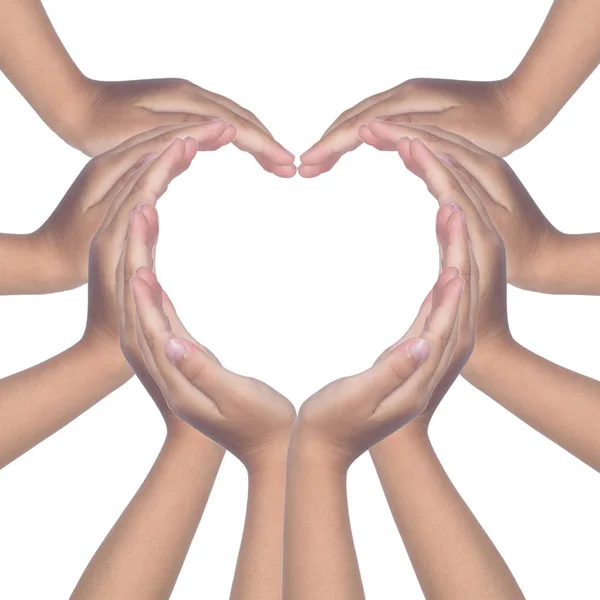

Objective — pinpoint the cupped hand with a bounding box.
[37,121,235,293]
[128,246,296,470]
[394,137,512,365]
[86,136,199,350]
[72,78,296,177]
[291,205,475,469]
[299,78,523,178]
[360,120,561,291]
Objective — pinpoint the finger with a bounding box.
[322,88,396,137]
[148,95,295,168]
[102,137,196,244]
[300,94,446,167]
[297,155,342,178]
[194,87,273,136]
[397,137,425,178]
[370,120,489,156]
[404,139,493,242]
[357,124,391,151]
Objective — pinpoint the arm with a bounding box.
[507,0,600,146]
[397,136,600,470]
[70,432,224,599]
[283,441,364,600]
[230,448,288,600]
[0,0,93,144]
[465,335,600,471]
[0,0,294,173]
[0,231,60,294]
[300,0,600,176]
[0,333,130,469]
[371,433,525,599]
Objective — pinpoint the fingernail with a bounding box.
[447,203,459,213]
[135,153,159,168]
[165,338,187,364]
[205,117,224,122]
[408,339,430,362]
[168,137,184,149]
[436,153,456,167]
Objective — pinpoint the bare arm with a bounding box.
[0,333,130,469]
[464,336,600,471]
[230,449,288,600]
[371,432,525,599]
[507,0,600,145]
[0,0,93,143]
[70,432,224,599]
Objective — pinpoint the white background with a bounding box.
[0,0,599,597]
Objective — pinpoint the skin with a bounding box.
[0,121,235,295]
[371,145,526,600]
[360,119,600,295]
[126,212,295,600]
[0,0,295,176]
[395,137,600,471]
[298,0,600,176]
[0,137,208,469]
[70,202,225,600]
[284,208,486,600]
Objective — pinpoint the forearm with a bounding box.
[0,0,94,140]
[464,335,600,470]
[531,232,600,295]
[0,231,66,295]
[370,433,524,600]
[230,452,287,600]
[506,0,600,145]
[71,432,225,600]
[283,442,364,600]
[0,333,131,468]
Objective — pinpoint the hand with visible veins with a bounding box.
[284,206,477,600]
[0,120,235,296]
[127,216,295,600]
[0,0,295,176]
[298,0,600,177]
[395,136,600,471]
[360,119,600,295]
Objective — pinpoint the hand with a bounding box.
[394,137,512,368]
[36,121,235,293]
[128,241,296,471]
[299,78,526,178]
[292,206,475,469]
[71,78,296,177]
[360,120,562,291]
[85,136,199,352]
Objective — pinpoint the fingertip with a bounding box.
[165,337,188,365]
[407,338,430,363]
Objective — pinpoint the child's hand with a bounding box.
[291,206,475,469]
[360,121,561,291]
[37,121,235,293]
[72,78,296,177]
[396,137,512,364]
[299,78,525,178]
[128,249,296,470]
[85,136,199,352]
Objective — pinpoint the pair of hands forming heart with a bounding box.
[110,131,487,472]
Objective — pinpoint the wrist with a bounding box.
[288,427,352,475]
[242,437,291,476]
[463,329,517,381]
[80,325,132,382]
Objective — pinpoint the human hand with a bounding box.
[70,78,296,177]
[299,77,528,178]
[85,136,200,354]
[36,121,235,293]
[360,120,562,291]
[394,138,512,371]
[291,208,475,469]
[128,251,296,470]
